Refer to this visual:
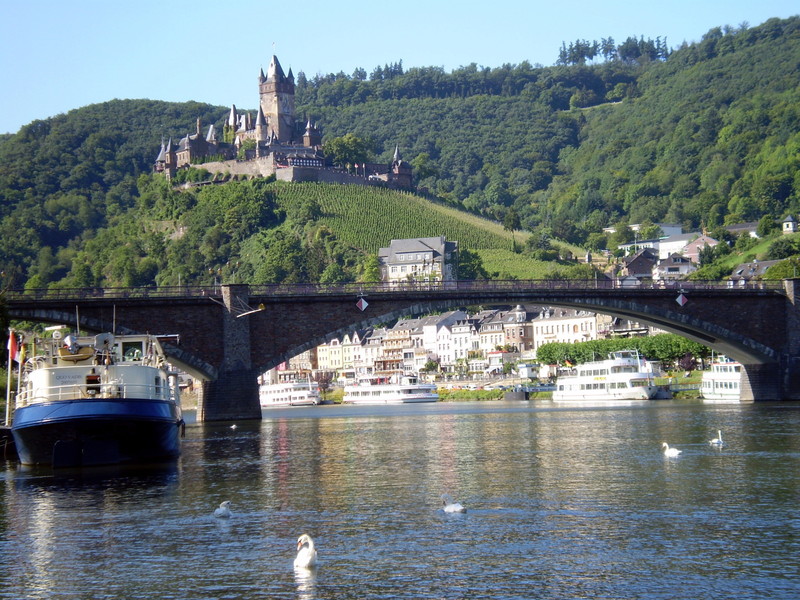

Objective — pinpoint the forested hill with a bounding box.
[0,16,798,291]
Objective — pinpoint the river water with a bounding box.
[1,399,799,599]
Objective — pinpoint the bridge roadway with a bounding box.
[5,278,800,420]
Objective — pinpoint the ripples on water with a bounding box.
[1,401,799,599]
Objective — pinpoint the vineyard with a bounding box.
[264,181,554,274]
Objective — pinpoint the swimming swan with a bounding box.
[661,442,682,457]
[709,430,724,446]
[214,500,232,518]
[441,494,467,513]
[294,534,318,569]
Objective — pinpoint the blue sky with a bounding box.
[0,0,797,134]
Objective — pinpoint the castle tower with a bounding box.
[390,144,413,188]
[255,106,268,142]
[259,55,295,143]
[302,118,322,148]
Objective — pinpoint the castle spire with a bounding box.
[255,106,268,141]
[267,55,286,82]
[155,138,166,162]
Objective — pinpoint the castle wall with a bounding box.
[276,167,370,186]
[197,156,276,178]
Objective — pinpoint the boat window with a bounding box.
[122,342,143,361]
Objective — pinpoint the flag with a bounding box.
[7,331,20,363]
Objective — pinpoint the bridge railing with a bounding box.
[1,279,785,301]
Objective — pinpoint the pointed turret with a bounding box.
[259,67,266,83]
[206,124,217,142]
[227,105,239,128]
[267,55,286,82]
[155,139,166,162]
[255,106,268,141]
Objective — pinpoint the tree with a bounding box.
[763,258,800,279]
[767,236,800,260]
[503,208,522,252]
[323,133,372,168]
[757,214,777,237]
[457,249,489,280]
[358,255,382,283]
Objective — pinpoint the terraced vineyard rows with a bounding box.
[267,182,528,253]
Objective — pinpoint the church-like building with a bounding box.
[154,55,412,188]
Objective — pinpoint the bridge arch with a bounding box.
[5,279,800,419]
[7,307,218,381]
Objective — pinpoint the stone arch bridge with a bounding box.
[6,279,800,420]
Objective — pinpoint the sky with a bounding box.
[1,0,797,134]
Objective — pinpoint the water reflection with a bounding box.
[293,567,317,600]
[2,400,799,599]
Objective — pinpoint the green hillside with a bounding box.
[0,16,798,290]
[265,182,556,278]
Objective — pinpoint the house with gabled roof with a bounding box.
[378,236,459,284]
[653,253,696,281]
[622,248,658,279]
[683,234,719,263]
[728,260,781,286]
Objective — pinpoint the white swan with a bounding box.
[709,430,724,446]
[294,534,318,569]
[662,442,682,457]
[214,500,232,518]
[441,494,467,513]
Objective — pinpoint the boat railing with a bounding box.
[16,382,177,407]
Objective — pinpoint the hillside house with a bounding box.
[653,253,696,282]
[728,260,781,286]
[378,236,458,284]
[683,234,719,263]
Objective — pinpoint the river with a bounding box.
[1,399,798,599]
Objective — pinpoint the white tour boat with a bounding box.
[701,356,742,402]
[342,374,438,404]
[552,350,659,402]
[259,378,321,407]
[11,332,183,468]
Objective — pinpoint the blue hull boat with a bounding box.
[11,332,183,468]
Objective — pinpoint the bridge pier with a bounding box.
[197,285,261,422]
[199,369,261,421]
[740,363,780,402]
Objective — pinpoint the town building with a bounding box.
[531,308,597,353]
[378,236,458,284]
[653,253,696,282]
[728,260,781,286]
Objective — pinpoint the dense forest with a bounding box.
[0,16,798,291]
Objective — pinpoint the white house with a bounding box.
[532,309,597,354]
[653,253,696,281]
[378,236,458,284]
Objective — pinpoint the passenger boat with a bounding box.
[552,350,658,402]
[11,332,183,468]
[259,378,321,407]
[701,356,742,402]
[342,374,438,404]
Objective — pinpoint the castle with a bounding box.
[154,55,412,188]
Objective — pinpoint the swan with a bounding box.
[661,442,682,457]
[214,500,232,518]
[441,494,467,513]
[294,534,318,569]
[709,430,724,446]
